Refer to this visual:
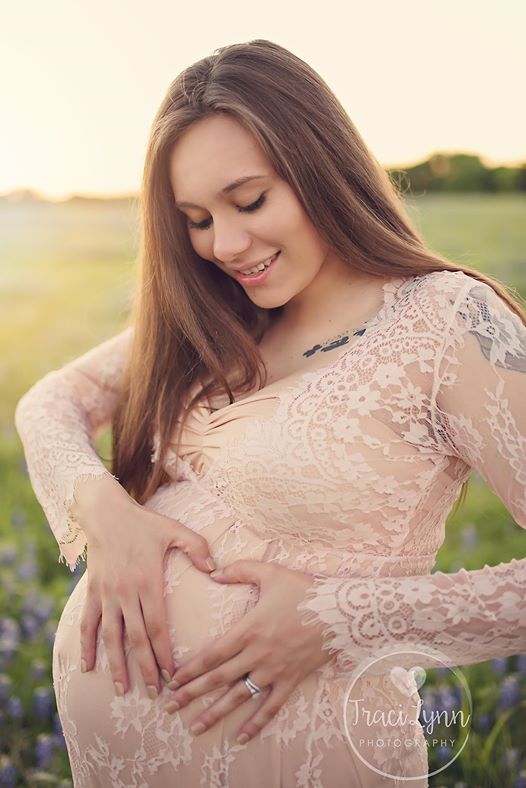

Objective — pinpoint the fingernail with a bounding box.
[114,681,124,696]
[166,700,180,713]
[206,557,216,571]
[161,669,171,683]
[236,732,250,745]
[81,658,87,673]
[147,684,159,699]
[167,678,180,689]
[190,721,206,736]
[210,569,223,578]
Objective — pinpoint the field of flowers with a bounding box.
[0,194,525,786]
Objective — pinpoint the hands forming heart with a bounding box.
[164,560,334,744]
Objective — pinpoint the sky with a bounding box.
[1,0,524,201]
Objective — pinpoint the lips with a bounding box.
[233,251,281,285]
[233,252,280,274]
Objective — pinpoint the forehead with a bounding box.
[169,115,270,201]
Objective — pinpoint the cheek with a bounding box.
[188,231,211,259]
[269,196,304,241]
[271,192,322,254]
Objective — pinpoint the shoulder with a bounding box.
[406,268,519,323]
[411,270,526,366]
[407,268,477,303]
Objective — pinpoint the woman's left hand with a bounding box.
[164,560,334,744]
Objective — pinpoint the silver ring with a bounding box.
[243,675,262,698]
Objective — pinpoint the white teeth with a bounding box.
[243,253,277,276]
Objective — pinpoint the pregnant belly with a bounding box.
[51,479,428,786]
[54,477,275,677]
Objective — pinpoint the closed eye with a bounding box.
[186,192,267,231]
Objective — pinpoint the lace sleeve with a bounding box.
[14,326,134,572]
[297,277,526,672]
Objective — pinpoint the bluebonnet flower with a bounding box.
[6,696,23,720]
[503,748,520,773]
[51,731,67,751]
[492,657,508,677]
[0,618,20,642]
[0,544,17,565]
[31,658,48,680]
[33,686,54,721]
[35,733,54,770]
[435,744,451,765]
[516,655,526,673]
[436,686,457,714]
[23,591,54,625]
[513,775,526,787]
[0,755,17,788]
[20,613,41,638]
[0,637,18,664]
[15,556,39,582]
[499,674,521,710]
[475,712,493,734]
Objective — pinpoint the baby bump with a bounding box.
[52,480,429,786]
[53,477,275,693]
[51,481,336,785]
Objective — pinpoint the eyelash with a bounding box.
[186,192,267,231]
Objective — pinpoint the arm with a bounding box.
[14,326,134,572]
[297,276,526,671]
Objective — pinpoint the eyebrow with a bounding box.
[175,175,267,209]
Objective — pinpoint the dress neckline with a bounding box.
[201,273,418,416]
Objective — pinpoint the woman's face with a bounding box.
[169,113,338,314]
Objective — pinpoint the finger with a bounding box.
[79,581,103,673]
[99,602,129,696]
[235,681,295,744]
[159,516,216,574]
[139,574,176,684]
[166,650,251,712]
[121,593,162,698]
[168,618,253,689]
[186,681,272,738]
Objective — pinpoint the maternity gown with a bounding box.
[15,270,526,787]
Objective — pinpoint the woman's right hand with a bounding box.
[70,475,216,698]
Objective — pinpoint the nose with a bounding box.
[212,217,252,267]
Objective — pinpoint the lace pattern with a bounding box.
[15,270,526,785]
[14,326,133,571]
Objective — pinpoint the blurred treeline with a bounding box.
[387,152,526,193]
[2,152,526,206]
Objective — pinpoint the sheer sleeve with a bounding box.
[297,277,526,672]
[14,326,134,572]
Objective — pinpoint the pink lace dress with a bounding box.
[15,270,526,787]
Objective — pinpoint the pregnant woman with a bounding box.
[15,39,526,787]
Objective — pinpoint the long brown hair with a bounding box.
[112,38,526,519]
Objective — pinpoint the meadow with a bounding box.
[0,193,525,786]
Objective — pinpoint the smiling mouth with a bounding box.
[232,251,281,285]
